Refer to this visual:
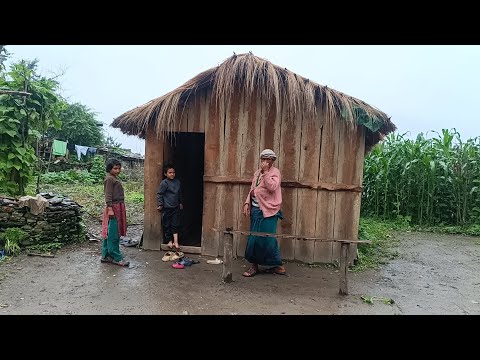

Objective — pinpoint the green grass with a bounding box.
[354,216,480,272]
[353,217,409,272]
[412,223,480,237]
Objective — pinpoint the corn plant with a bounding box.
[362,129,480,226]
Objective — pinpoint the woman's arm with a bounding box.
[263,170,281,192]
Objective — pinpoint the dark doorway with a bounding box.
[163,132,204,247]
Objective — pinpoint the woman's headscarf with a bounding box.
[260,149,277,160]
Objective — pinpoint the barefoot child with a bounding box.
[157,164,183,250]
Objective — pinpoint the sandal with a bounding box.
[112,259,130,267]
[162,251,175,262]
[101,256,113,263]
[274,266,286,275]
[242,267,258,277]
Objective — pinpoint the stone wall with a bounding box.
[0,194,85,247]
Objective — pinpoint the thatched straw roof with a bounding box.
[112,53,395,150]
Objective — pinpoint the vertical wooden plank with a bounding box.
[295,109,322,263]
[314,116,340,263]
[258,96,284,256]
[216,89,240,257]
[333,123,365,264]
[202,89,220,256]
[222,232,233,283]
[143,127,164,251]
[352,126,366,263]
[339,242,349,295]
[237,91,261,257]
[259,98,281,158]
[277,101,301,261]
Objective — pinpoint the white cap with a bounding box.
[260,149,277,160]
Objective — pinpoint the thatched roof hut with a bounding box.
[113,53,395,263]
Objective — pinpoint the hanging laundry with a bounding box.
[87,147,97,156]
[52,140,67,156]
[74,145,89,160]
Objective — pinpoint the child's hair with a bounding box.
[106,158,122,173]
[163,163,175,174]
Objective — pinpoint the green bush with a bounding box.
[0,228,28,256]
[89,155,106,184]
[41,170,94,185]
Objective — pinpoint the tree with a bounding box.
[0,46,9,71]
[51,102,105,147]
[105,135,122,149]
[0,59,64,195]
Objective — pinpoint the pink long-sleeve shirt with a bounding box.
[244,166,282,218]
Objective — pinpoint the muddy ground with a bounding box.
[0,225,479,315]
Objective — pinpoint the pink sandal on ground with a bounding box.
[242,267,258,277]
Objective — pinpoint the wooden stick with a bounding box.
[211,228,370,244]
[203,176,362,192]
[339,243,349,295]
[27,253,55,258]
[222,231,234,283]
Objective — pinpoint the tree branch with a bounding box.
[0,90,32,96]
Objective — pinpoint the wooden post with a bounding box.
[143,129,164,250]
[222,231,234,283]
[339,242,350,295]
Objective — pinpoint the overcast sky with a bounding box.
[5,45,479,155]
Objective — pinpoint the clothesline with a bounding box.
[51,139,97,160]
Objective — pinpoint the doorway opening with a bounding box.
[163,132,204,247]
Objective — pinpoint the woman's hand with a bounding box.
[243,203,250,217]
[107,207,115,218]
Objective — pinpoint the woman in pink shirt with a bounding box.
[242,149,286,277]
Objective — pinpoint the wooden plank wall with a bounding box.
[197,89,365,263]
[202,88,221,256]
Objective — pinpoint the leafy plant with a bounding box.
[126,192,144,204]
[89,155,106,184]
[362,129,480,226]
[361,295,395,305]
[41,170,94,185]
[0,228,28,256]
[26,242,63,253]
[0,58,65,195]
[354,217,403,272]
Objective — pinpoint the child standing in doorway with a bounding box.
[157,163,183,250]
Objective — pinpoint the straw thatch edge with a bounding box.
[112,53,396,151]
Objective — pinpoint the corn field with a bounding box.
[362,129,480,226]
